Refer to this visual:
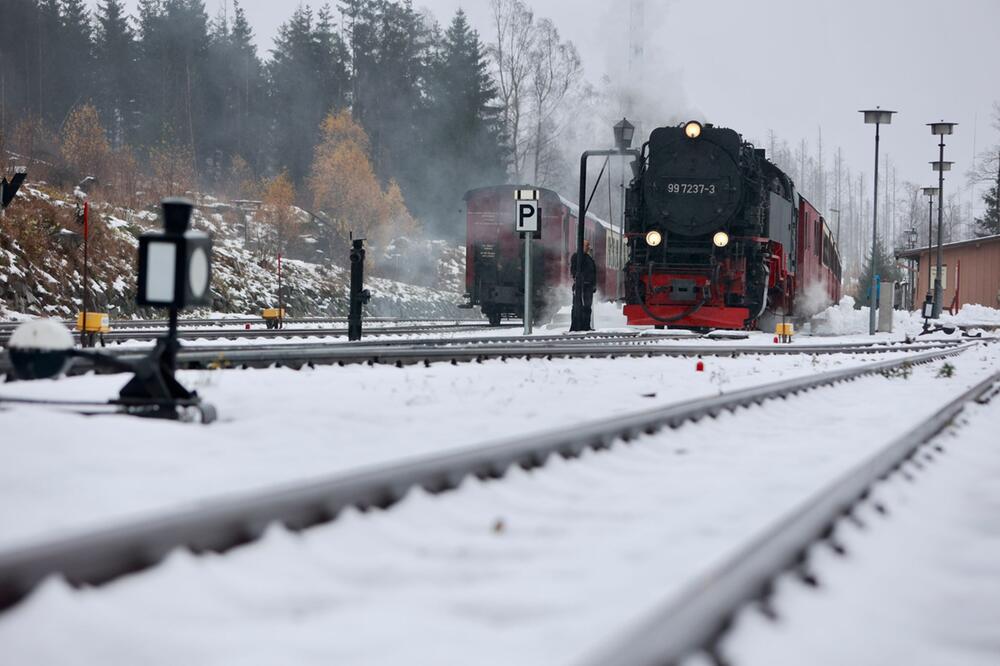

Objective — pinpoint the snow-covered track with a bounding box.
[0,343,975,615]
[0,321,507,348]
[580,368,1000,666]
[0,337,966,379]
[166,339,965,371]
[0,316,412,332]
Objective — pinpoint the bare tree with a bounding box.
[527,19,582,184]
[489,0,535,180]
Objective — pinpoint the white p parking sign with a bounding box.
[514,189,540,235]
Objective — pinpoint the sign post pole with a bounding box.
[524,231,532,335]
[514,189,540,336]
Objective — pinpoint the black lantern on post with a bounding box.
[5,198,217,422]
[614,118,636,152]
[572,118,641,331]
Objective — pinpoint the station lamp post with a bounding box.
[919,186,939,319]
[928,121,957,318]
[860,108,896,335]
[571,118,640,331]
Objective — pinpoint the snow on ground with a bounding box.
[721,383,1000,666]
[0,344,997,665]
[0,344,938,551]
[809,297,1000,336]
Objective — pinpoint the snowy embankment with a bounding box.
[0,344,997,665]
[0,185,471,321]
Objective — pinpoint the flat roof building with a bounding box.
[897,235,1000,311]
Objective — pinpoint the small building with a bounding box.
[897,234,1000,310]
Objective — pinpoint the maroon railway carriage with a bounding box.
[464,185,620,325]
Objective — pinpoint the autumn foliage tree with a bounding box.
[261,170,298,257]
[148,136,196,203]
[60,104,111,183]
[308,109,417,250]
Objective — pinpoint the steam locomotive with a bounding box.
[624,121,841,330]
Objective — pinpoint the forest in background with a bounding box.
[1,0,997,301]
[0,0,594,248]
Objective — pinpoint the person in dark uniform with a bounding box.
[570,239,597,330]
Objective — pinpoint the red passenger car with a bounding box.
[464,185,620,325]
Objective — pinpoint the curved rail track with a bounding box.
[0,342,979,614]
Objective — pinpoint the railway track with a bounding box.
[580,367,1000,666]
[0,316,465,332]
[0,320,508,349]
[0,333,967,379]
[0,342,978,615]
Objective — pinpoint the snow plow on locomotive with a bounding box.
[463,186,621,325]
[623,121,841,330]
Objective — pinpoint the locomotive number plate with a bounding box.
[665,181,718,195]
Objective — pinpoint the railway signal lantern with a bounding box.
[137,198,212,309]
[614,118,636,151]
[6,197,217,422]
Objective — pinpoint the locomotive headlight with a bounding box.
[684,121,703,139]
[645,230,663,247]
[713,231,730,248]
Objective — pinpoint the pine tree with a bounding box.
[973,159,999,237]
[94,0,137,148]
[202,0,265,182]
[855,236,902,308]
[134,0,209,167]
[57,0,97,110]
[268,5,349,184]
[423,9,507,236]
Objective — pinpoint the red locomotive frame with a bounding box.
[623,195,842,330]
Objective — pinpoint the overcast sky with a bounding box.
[91,0,1000,216]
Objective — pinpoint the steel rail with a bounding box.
[0,338,967,379]
[579,368,1000,666]
[0,316,468,332]
[0,343,975,613]
[0,331,660,378]
[0,321,509,347]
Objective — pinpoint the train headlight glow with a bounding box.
[684,121,703,139]
[713,231,730,248]
[645,230,663,247]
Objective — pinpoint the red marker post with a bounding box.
[277,253,283,329]
[81,200,90,347]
